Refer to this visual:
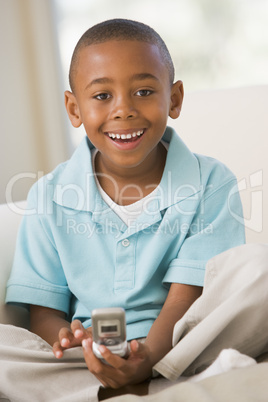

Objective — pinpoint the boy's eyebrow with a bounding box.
[85,73,159,91]
[130,73,160,83]
[85,77,112,90]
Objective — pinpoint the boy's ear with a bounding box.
[169,80,184,119]
[64,91,82,128]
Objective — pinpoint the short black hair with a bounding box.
[69,18,175,92]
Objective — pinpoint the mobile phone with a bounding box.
[91,307,129,359]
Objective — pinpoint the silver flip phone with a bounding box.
[91,307,129,359]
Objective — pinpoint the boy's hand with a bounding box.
[53,320,92,359]
[82,338,153,388]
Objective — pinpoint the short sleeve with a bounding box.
[5,184,72,313]
[163,178,245,287]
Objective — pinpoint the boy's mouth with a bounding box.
[105,130,144,143]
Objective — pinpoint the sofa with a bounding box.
[0,201,30,327]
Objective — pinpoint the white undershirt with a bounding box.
[91,141,169,226]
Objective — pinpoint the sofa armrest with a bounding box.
[0,304,30,329]
[0,201,30,328]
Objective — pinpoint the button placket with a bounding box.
[114,235,136,292]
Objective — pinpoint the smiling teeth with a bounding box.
[108,130,144,139]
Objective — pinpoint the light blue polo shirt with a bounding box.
[6,127,245,340]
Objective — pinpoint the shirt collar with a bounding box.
[53,127,201,214]
[156,126,201,211]
[53,137,98,212]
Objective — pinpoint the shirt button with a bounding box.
[121,239,130,247]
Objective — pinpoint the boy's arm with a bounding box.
[145,282,202,366]
[30,305,70,346]
[30,305,91,357]
[82,283,202,388]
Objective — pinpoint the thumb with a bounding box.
[130,340,148,356]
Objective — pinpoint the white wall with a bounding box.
[0,0,69,204]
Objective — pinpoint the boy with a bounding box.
[6,19,245,390]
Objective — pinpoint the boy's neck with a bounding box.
[94,143,167,206]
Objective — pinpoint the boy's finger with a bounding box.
[53,341,64,359]
[82,338,107,372]
[58,327,74,347]
[97,345,126,369]
[85,326,93,338]
[130,339,139,353]
[71,319,87,339]
[130,340,149,358]
[82,338,118,372]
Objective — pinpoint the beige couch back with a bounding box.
[169,85,268,244]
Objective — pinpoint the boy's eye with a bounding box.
[94,93,111,101]
[136,89,152,97]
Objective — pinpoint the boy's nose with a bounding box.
[110,96,137,120]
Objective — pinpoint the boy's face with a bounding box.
[65,40,183,174]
